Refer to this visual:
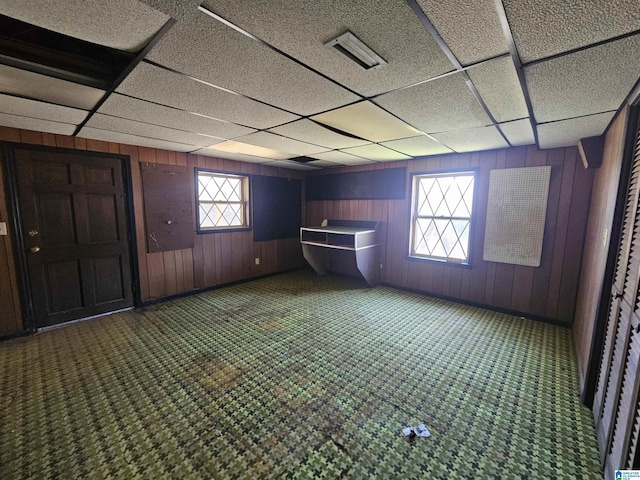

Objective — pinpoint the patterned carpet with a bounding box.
[0,270,602,479]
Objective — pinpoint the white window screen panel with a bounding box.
[483,166,551,267]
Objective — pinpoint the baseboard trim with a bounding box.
[380,281,572,328]
[141,267,305,307]
[0,330,31,342]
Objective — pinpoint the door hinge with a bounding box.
[132,282,136,292]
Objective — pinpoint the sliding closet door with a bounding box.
[594,118,640,478]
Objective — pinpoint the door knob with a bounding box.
[27,230,39,237]
[30,246,40,253]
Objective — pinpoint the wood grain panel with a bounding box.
[19,130,42,145]
[0,137,22,334]
[468,150,497,304]
[573,108,630,391]
[121,144,150,300]
[546,149,578,318]
[306,144,594,324]
[529,149,564,317]
[558,151,595,321]
[0,127,305,334]
[0,122,601,335]
[42,133,56,147]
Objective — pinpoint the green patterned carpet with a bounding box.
[1,270,602,479]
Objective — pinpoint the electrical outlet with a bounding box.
[255,257,260,265]
[0,222,6,236]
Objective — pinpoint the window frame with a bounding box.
[195,168,252,234]
[408,168,478,266]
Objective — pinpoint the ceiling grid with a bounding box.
[0,0,637,168]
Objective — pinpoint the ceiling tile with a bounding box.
[0,113,76,135]
[86,114,223,147]
[116,62,298,129]
[499,119,536,146]
[525,34,640,123]
[0,64,104,110]
[0,94,87,124]
[191,147,272,163]
[467,56,529,122]
[375,73,491,134]
[311,101,421,143]
[380,135,453,157]
[78,127,199,152]
[431,125,509,152]
[137,0,202,20]
[146,12,359,116]
[503,0,640,62]
[235,132,327,156]
[537,112,615,149]
[341,144,411,161]
[268,119,370,149]
[208,140,294,160]
[268,160,321,171]
[308,151,375,165]
[0,0,168,52]
[200,0,455,96]
[416,0,508,65]
[98,94,255,140]
[305,159,342,168]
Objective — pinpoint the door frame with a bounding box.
[1,143,141,333]
[583,96,640,407]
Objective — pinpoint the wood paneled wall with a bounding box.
[0,127,305,336]
[307,145,594,324]
[573,107,629,389]
[0,128,22,335]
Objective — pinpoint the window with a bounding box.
[196,170,250,232]
[410,171,475,263]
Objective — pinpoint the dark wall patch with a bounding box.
[306,167,406,200]
[253,176,302,242]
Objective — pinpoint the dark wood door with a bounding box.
[593,118,640,478]
[13,147,134,328]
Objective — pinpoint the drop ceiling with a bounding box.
[0,0,638,170]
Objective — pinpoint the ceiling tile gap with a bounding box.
[0,91,89,113]
[522,28,640,69]
[142,58,301,118]
[73,18,176,136]
[537,109,619,126]
[406,0,512,147]
[405,0,462,70]
[368,53,510,100]
[492,0,539,146]
[0,111,77,126]
[81,124,199,148]
[114,91,257,131]
[95,112,226,140]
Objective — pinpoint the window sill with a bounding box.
[197,226,252,235]
[407,255,472,268]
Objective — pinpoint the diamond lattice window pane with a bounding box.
[213,178,237,202]
[199,204,216,227]
[433,177,453,216]
[412,172,475,262]
[453,176,474,216]
[199,177,214,201]
[417,178,435,216]
[221,204,243,226]
[197,171,249,230]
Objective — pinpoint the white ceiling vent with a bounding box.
[324,32,387,70]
